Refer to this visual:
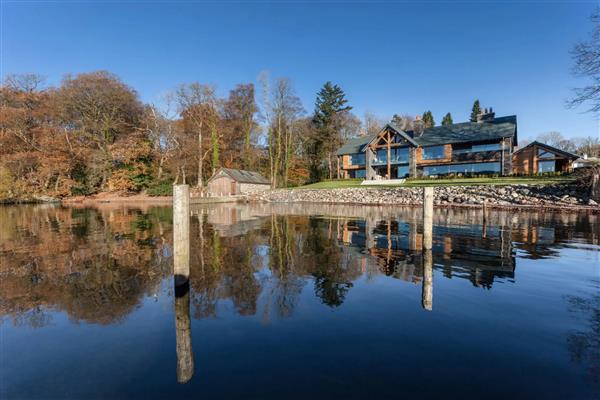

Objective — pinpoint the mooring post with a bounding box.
[421,249,433,311]
[423,187,433,250]
[173,184,190,285]
[482,199,488,238]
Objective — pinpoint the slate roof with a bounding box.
[513,141,579,160]
[413,116,518,147]
[336,115,518,155]
[208,168,270,184]
[335,134,376,155]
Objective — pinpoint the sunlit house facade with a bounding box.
[337,110,518,179]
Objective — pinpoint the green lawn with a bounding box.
[293,175,574,190]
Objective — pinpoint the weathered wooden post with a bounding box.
[175,281,194,383]
[173,184,194,383]
[173,184,190,285]
[421,249,433,311]
[422,187,433,250]
[482,199,488,239]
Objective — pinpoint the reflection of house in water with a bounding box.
[338,217,515,289]
[195,206,266,237]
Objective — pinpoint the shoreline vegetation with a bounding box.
[3,174,598,213]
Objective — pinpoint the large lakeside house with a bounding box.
[336,109,577,179]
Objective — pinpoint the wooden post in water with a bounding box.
[173,185,194,383]
[422,187,433,250]
[173,184,190,285]
[175,281,194,384]
[482,199,487,239]
[421,249,433,311]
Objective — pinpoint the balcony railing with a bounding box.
[451,150,501,163]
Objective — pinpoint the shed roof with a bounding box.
[208,168,270,185]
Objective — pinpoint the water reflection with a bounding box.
[1,203,598,326]
[1,203,599,390]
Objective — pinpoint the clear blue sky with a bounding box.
[2,0,599,140]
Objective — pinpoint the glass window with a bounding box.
[397,165,409,178]
[453,142,502,155]
[352,169,366,178]
[348,153,365,165]
[422,162,501,176]
[374,147,410,164]
[537,148,555,158]
[538,160,555,173]
[422,145,446,160]
[375,149,387,164]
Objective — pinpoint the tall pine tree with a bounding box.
[470,100,481,122]
[311,81,352,181]
[422,111,435,128]
[390,114,403,127]
[442,112,453,126]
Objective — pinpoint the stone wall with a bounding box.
[257,183,598,210]
[240,183,271,194]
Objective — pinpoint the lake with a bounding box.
[1,203,599,399]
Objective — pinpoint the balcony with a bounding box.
[451,150,501,163]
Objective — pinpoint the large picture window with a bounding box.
[422,162,501,176]
[422,145,446,160]
[374,147,409,164]
[348,153,365,166]
[453,142,501,155]
[538,160,555,173]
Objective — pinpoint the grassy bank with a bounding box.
[294,175,575,190]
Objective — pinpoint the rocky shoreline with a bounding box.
[256,183,599,212]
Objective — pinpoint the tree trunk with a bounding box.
[328,152,333,180]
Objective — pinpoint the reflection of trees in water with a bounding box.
[304,218,358,308]
[3,204,598,326]
[566,290,600,382]
[0,205,173,326]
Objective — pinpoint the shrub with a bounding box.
[146,181,173,196]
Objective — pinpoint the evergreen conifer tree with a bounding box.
[311,82,352,181]
[470,100,481,122]
[442,112,453,126]
[422,111,434,128]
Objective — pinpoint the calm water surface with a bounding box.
[1,203,599,399]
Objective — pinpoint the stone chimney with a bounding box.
[413,115,425,136]
[477,107,495,123]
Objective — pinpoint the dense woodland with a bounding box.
[0,71,364,199]
[1,71,598,201]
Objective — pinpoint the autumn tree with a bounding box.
[143,98,180,181]
[175,83,218,186]
[54,71,145,191]
[223,84,258,169]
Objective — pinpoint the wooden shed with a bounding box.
[206,168,270,196]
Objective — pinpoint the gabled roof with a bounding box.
[368,124,419,147]
[513,141,579,160]
[336,134,376,156]
[412,116,518,147]
[208,168,270,184]
[335,115,519,155]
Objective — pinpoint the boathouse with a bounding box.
[206,168,270,196]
